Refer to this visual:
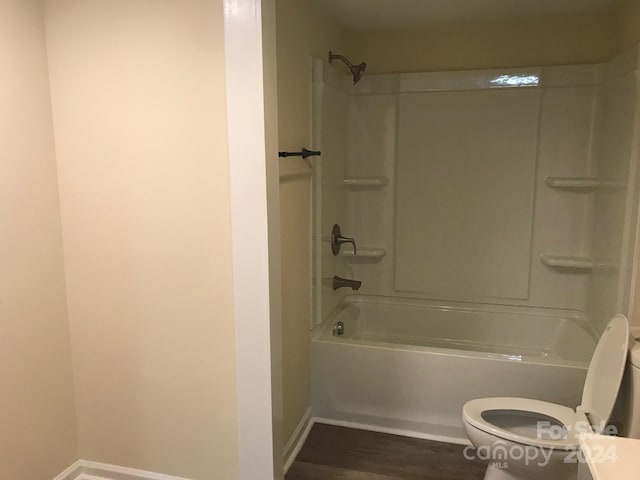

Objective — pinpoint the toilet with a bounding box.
[462,314,638,480]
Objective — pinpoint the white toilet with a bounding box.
[462,314,639,480]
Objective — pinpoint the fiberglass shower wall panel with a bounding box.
[587,51,640,332]
[527,80,601,312]
[340,66,601,312]
[395,88,541,303]
[344,92,397,294]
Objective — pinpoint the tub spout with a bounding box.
[333,275,362,291]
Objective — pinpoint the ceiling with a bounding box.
[317,0,624,31]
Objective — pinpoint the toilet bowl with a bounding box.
[462,314,630,480]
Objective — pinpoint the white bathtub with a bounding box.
[311,298,596,444]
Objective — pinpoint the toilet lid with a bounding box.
[580,314,629,428]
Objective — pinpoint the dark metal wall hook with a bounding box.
[278,148,321,159]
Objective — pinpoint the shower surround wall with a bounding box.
[587,49,640,330]
[314,50,640,334]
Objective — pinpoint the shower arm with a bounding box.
[329,51,355,69]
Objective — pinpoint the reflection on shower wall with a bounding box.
[313,49,640,334]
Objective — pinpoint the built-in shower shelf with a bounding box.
[340,247,386,260]
[540,254,593,271]
[344,176,389,189]
[594,260,620,271]
[545,176,600,191]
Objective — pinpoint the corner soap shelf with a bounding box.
[340,247,386,260]
[344,176,389,189]
[540,254,593,272]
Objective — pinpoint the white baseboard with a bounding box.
[53,460,193,480]
[53,461,83,480]
[283,407,313,474]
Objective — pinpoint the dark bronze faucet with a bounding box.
[333,276,362,291]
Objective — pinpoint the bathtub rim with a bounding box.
[314,295,594,369]
[333,294,596,336]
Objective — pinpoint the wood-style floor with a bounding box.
[286,424,487,480]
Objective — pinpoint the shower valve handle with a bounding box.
[331,224,357,256]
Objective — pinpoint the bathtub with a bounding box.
[311,297,596,444]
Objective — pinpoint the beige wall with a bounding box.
[44,1,238,478]
[276,0,344,442]
[0,0,78,478]
[615,0,640,53]
[345,11,615,74]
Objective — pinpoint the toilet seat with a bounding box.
[462,315,630,453]
[463,397,583,449]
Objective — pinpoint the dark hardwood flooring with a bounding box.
[286,424,487,480]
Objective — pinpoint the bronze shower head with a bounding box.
[329,51,367,85]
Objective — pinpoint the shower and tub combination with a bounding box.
[308,48,640,443]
